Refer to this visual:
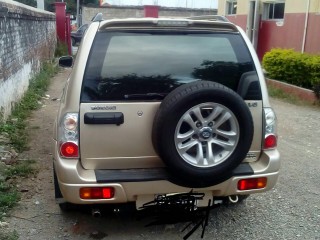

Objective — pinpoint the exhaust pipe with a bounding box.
[113,208,120,213]
[92,208,101,218]
[228,195,239,204]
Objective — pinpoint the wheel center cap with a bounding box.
[200,127,213,139]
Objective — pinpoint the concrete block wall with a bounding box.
[82,5,217,24]
[0,0,56,120]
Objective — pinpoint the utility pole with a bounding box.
[77,0,80,27]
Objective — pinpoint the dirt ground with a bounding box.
[3,68,320,240]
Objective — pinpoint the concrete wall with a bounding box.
[0,0,56,119]
[257,0,320,58]
[272,0,320,13]
[218,0,320,59]
[218,0,320,15]
[218,0,249,16]
[217,0,225,15]
[218,0,249,31]
[82,5,217,24]
[257,12,320,59]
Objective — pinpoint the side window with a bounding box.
[263,1,285,20]
[226,0,237,15]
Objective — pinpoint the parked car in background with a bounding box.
[71,24,88,46]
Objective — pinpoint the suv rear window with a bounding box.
[81,30,255,102]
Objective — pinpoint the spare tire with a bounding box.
[152,81,253,188]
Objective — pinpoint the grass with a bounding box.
[0,61,58,236]
[0,230,18,240]
[0,160,38,221]
[5,160,38,178]
[0,188,19,215]
[267,85,301,104]
[55,40,68,57]
[267,84,320,107]
[0,62,58,152]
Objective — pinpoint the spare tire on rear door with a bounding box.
[152,81,254,188]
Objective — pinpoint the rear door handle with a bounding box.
[84,112,124,125]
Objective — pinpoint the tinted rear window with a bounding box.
[81,31,255,102]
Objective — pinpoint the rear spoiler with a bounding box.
[187,15,230,22]
[92,13,104,22]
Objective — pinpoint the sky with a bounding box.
[105,0,218,9]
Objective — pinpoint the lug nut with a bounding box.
[208,122,213,127]
[196,122,202,128]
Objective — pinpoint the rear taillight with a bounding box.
[264,134,277,149]
[59,113,79,158]
[80,187,115,199]
[60,142,79,157]
[263,108,277,149]
[238,177,267,190]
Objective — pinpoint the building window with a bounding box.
[226,0,237,15]
[263,2,285,20]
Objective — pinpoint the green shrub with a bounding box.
[307,56,320,100]
[312,78,320,100]
[262,49,312,89]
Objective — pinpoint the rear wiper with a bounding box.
[124,93,168,100]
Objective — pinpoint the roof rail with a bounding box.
[91,13,104,22]
[187,15,230,22]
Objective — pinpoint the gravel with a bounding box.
[5,69,320,239]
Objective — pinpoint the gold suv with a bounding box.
[53,17,280,211]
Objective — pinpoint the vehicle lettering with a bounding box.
[90,106,117,110]
[246,153,257,159]
[247,102,258,108]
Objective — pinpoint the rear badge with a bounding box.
[246,153,257,160]
[137,111,143,117]
[91,106,116,110]
[247,102,258,108]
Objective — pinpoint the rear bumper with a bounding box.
[53,140,280,205]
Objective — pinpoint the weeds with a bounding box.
[0,179,19,222]
[55,40,68,57]
[0,62,58,152]
[0,189,19,214]
[267,85,320,107]
[0,61,57,228]
[267,85,300,103]
[0,230,18,240]
[5,160,38,178]
[0,160,38,221]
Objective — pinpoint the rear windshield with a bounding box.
[81,30,255,102]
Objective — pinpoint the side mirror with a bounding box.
[59,56,73,68]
